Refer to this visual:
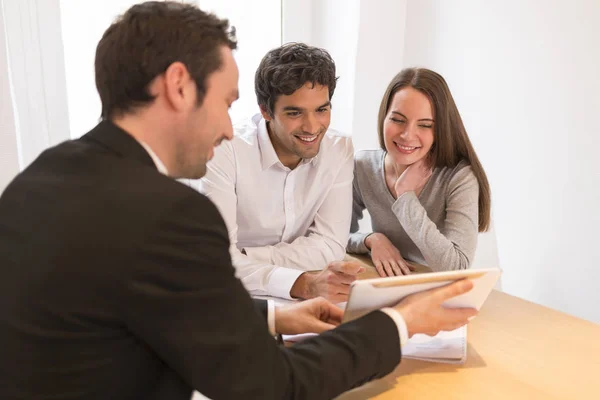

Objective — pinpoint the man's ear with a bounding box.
[259,104,272,121]
[163,61,193,111]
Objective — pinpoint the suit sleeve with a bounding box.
[123,191,400,400]
[253,299,268,319]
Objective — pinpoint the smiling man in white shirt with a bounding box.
[196,43,361,301]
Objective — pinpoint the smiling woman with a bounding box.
[383,87,435,167]
[348,67,491,276]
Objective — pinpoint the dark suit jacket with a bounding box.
[0,121,400,400]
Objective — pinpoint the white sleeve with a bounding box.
[198,141,304,299]
[380,308,408,349]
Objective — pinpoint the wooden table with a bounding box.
[336,255,600,399]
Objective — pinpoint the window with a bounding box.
[59,0,281,138]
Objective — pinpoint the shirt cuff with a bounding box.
[349,232,371,254]
[380,307,408,349]
[266,267,305,300]
[267,299,276,335]
[243,246,272,264]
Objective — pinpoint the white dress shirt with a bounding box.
[195,114,354,299]
[140,134,408,350]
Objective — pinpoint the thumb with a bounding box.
[329,261,365,275]
[313,297,344,323]
[434,279,474,303]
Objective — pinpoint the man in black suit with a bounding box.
[0,2,477,399]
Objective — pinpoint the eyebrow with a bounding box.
[282,101,332,112]
[391,111,434,122]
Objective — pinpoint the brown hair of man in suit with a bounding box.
[95,1,237,121]
[95,1,241,179]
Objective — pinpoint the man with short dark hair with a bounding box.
[198,43,360,301]
[0,2,477,399]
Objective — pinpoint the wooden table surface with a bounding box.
[336,254,600,399]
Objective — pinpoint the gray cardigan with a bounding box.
[347,149,479,271]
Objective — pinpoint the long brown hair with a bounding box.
[377,68,491,232]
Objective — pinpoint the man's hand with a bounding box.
[274,297,344,334]
[394,158,432,198]
[394,279,478,337]
[365,233,413,276]
[289,261,365,303]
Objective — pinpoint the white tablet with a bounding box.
[343,268,502,323]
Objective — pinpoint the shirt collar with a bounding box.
[256,116,281,171]
[138,140,169,176]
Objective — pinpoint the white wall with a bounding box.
[401,0,600,323]
[283,0,360,135]
[2,0,70,170]
[350,0,407,151]
[60,0,281,138]
[0,0,20,193]
[195,0,282,124]
[60,0,135,138]
[284,0,406,142]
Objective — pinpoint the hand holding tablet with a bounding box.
[343,268,502,338]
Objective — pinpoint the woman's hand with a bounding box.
[394,158,432,197]
[365,233,413,276]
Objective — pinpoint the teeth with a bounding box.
[298,136,317,142]
[397,144,417,150]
